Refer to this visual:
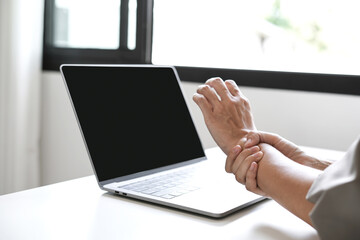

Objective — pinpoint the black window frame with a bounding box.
[175,66,360,96]
[43,0,360,96]
[42,0,153,70]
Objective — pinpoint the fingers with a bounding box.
[224,80,240,97]
[195,84,220,108]
[205,78,232,101]
[196,77,247,105]
[224,80,250,109]
[225,145,242,173]
[244,131,261,148]
[245,162,267,196]
[192,92,212,118]
[224,79,248,100]
[234,149,263,184]
[226,145,261,175]
[245,162,258,191]
[231,146,260,173]
[225,144,265,196]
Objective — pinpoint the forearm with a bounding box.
[257,143,322,226]
[296,154,333,170]
[251,131,332,170]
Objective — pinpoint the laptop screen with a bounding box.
[61,65,205,182]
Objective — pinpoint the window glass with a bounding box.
[152,0,360,75]
[53,0,120,49]
[127,0,137,50]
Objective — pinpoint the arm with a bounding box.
[228,143,321,226]
[244,131,333,170]
[257,144,321,226]
[193,78,322,226]
[193,77,332,170]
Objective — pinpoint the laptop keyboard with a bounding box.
[120,168,201,199]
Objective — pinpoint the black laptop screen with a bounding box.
[62,65,205,182]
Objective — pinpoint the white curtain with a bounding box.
[0,0,44,194]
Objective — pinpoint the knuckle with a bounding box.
[232,87,240,94]
[247,130,257,138]
[192,94,201,101]
[225,79,236,85]
[193,94,208,107]
[206,77,222,85]
[235,174,244,184]
[224,96,235,104]
[246,158,256,168]
[240,97,250,107]
[225,79,239,89]
[241,148,250,156]
[250,145,260,152]
[198,85,210,93]
[238,137,247,147]
[195,95,205,103]
[231,165,237,174]
[243,147,256,155]
[221,96,232,105]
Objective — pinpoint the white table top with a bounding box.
[0,147,345,240]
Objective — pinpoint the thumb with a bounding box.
[244,131,261,148]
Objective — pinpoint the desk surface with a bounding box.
[0,147,345,240]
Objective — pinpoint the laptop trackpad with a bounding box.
[173,178,262,215]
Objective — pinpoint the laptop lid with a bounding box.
[60,64,206,187]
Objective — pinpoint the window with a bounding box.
[153,0,360,76]
[152,0,360,96]
[43,0,153,70]
[43,0,360,95]
[52,0,121,50]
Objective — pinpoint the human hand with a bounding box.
[242,131,303,161]
[193,78,256,154]
[225,144,267,196]
[242,131,332,170]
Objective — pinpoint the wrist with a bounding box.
[256,143,288,195]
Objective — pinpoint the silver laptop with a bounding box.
[60,64,264,218]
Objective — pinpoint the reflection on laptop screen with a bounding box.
[62,66,205,182]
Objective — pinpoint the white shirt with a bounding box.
[307,136,360,240]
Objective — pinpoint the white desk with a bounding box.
[0,147,345,240]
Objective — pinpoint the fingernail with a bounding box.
[245,138,252,147]
[233,145,241,154]
[254,151,263,159]
[250,162,256,171]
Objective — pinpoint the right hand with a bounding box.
[193,78,257,154]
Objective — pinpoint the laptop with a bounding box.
[60,64,265,218]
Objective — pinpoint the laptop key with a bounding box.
[161,194,176,199]
[120,167,202,199]
[141,188,159,194]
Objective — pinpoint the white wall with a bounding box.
[41,72,92,185]
[40,72,360,186]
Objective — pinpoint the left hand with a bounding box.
[193,78,256,154]
[226,144,267,196]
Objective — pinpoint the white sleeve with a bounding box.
[306,137,360,240]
